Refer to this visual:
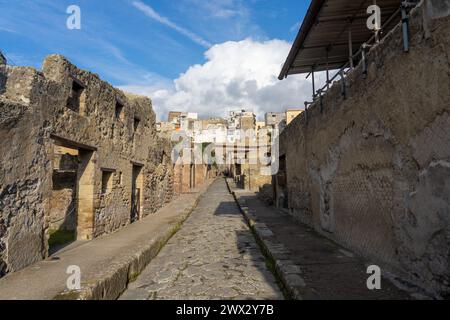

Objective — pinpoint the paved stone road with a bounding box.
[120,178,283,300]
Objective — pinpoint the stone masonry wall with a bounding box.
[0,55,176,275]
[280,1,450,298]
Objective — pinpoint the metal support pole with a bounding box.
[348,21,354,69]
[362,44,368,78]
[401,3,410,52]
[374,30,380,44]
[373,0,380,43]
[319,90,323,113]
[304,101,308,125]
[311,68,316,99]
[326,49,330,90]
[340,70,346,99]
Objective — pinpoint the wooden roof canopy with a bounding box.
[279,0,403,79]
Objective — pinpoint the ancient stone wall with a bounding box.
[0,55,177,275]
[280,1,450,298]
[241,165,272,192]
[0,65,52,275]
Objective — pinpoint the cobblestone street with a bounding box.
[120,178,283,300]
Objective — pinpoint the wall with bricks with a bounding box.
[280,2,450,298]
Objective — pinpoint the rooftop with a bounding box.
[279,0,405,79]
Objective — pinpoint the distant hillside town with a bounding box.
[156,109,303,144]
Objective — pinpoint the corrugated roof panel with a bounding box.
[279,0,405,78]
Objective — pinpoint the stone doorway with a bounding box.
[48,137,96,253]
[49,140,96,253]
[49,145,79,253]
[276,155,288,209]
[76,149,95,240]
[131,164,144,223]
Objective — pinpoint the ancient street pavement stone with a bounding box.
[120,179,283,300]
[229,179,413,300]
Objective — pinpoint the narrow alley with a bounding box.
[1,0,449,305]
[120,179,283,300]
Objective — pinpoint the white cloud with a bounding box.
[121,39,320,121]
[176,0,264,43]
[0,26,19,34]
[184,0,248,19]
[132,1,212,48]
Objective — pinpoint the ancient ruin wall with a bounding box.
[281,2,450,297]
[0,55,175,275]
[0,65,52,275]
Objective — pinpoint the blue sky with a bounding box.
[0,0,312,119]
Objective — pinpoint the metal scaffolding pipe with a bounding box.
[373,0,380,44]
[401,3,410,52]
[340,70,346,99]
[319,90,324,113]
[326,48,330,90]
[362,44,368,78]
[348,20,354,69]
[304,101,309,124]
[311,67,316,99]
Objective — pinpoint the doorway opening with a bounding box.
[49,139,96,254]
[49,144,78,253]
[131,164,144,223]
[276,155,288,209]
[76,149,95,240]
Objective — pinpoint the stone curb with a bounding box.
[54,179,215,300]
[225,178,304,300]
